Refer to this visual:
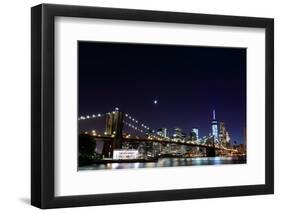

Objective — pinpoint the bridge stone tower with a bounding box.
[105,111,124,150]
[206,135,216,157]
[206,146,216,157]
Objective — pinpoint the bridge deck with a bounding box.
[87,135,236,152]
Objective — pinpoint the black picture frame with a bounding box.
[31,3,274,209]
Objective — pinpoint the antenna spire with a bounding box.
[213,109,216,120]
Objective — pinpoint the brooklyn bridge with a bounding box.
[78,108,238,160]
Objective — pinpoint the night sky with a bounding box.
[78,41,246,144]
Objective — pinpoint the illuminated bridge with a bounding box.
[78,109,237,158]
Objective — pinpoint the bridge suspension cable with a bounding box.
[79,109,170,140]
[123,113,172,140]
[78,112,106,120]
[123,113,156,133]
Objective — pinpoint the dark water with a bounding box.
[79,156,246,171]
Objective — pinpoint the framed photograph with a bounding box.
[31,4,274,209]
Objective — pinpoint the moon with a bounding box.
[153,100,158,105]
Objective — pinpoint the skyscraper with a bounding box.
[211,109,218,142]
[219,121,226,144]
[157,128,167,138]
[219,121,230,147]
[173,128,186,139]
[192,128,199,139]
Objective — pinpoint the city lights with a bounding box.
[79,108,245,160]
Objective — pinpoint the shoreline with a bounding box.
[79,155,246,167]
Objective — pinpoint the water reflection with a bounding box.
[79,156,246,171]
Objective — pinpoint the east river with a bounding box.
[79,156,246,171]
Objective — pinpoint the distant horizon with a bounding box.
[78,41,246,145]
